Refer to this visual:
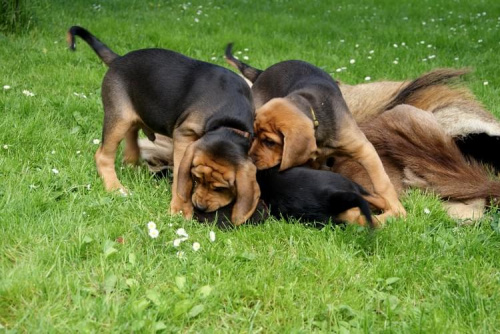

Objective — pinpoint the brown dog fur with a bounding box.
[332,105,500,220]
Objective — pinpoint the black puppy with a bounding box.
[257,166,374,227]
[195,166,375,228]
[67,27,260,225]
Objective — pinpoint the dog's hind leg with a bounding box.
[123,125,140,165]
[96,81,139,193]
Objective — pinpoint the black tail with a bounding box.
[224,43,263,83]
[383,68,471,111]
[67,26,119,66]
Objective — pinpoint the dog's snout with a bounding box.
[195,203,208,211]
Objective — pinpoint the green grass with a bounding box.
[1,0,500,332]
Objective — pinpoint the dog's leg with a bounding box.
[169,134,195,219]
[336,119,406,222]
[123,125,140,165]
[95,119,133,193]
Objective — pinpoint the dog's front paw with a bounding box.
[170,197,194,220]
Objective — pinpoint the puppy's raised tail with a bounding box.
[67,26,119,66]
[224,43,262,83]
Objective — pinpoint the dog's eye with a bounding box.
[213,187,227,193]
[263,138,276,148]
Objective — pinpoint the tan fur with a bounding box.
[340,69,500,139]
[332,105,500,220]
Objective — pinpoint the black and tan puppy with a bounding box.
[225,44,405,223]
[256,166,376,227]
[67,27,260,225]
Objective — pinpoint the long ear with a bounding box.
[231,160,261,226]
[176,142,197,202]
[280,122,317,171]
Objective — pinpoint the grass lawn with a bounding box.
[1,0,500,332]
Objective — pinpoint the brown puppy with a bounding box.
[67,27,260,225]
[225,44,405,223]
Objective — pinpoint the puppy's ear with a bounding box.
[176,142,197,202]
[231,160,261,226]
[279,121,317,171]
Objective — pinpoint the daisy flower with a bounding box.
[149,228,159,238]
[147,221,157,230]
[176,228,188,238]
[209,231,216,242]
[192,242,201,251]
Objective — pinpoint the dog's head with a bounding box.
[250,98,318,171]
[177,129,260,226]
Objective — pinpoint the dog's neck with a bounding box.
[287,94,319,129]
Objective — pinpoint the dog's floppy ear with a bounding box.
[177,142,197,202]
[231,160,261,226]
[279,121,317,171]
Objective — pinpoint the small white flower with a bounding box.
[3,145,8,149]
[51,150,56,154]
[428,55,436,59]
[173,238,182,247]
[355,44,359,48]
[209,231,216,242]
[22,90,35,97]
[422,58,428,62]
[478,39,483,43]
[367,56,372,60]
[420,40,425,44]
[369,50,374,54]
[335,68,342,72]
[76,150,81,155]
[147,221,157,230]
[118,188,128,196]
[340,39,345,43]
[364,76,371,81]
[210,56,217,61]
[52,168,59,174]
[244,48,249,51]
[176,228,188,238]
[454,57,459,61]
[194,17,199,23]
[176,251,185,259]
[424,208,431,215]
[427,44,432,48]
[349,59,355,64]
[393,60,399,64]
[92,139,100,145]
[401,42,406,46]
[3,85,11,90]
[149,228,159,238]
[483,81,489,86]
[192,242,201,251]
[168,223,173,227]
[393,43,398,48]
[86,184,91,190]
[243,56,249,60]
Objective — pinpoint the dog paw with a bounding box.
[170,198,194,219]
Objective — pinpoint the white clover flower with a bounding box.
[176,228,188,238]
[147,221,157,230]
[22,90,35,97]
[192,242,201,251]
[3,145,8,149]
[483,81,489,86]
[52,168,59,174]
[209,231,216,242]
[424,208,431,215]
[364,76,371,81]
[349,59,355,64]
[173,238,182,247]
[92,139,100,145]
[3,85,11,90]
[149,228,159,238]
